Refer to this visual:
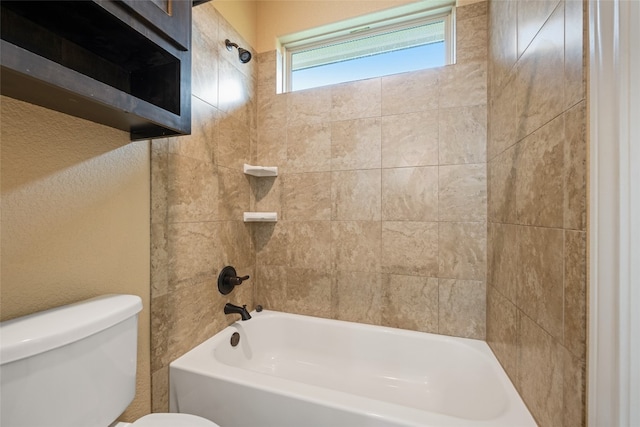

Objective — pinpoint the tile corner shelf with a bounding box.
[243,164,278,177]
[243,212,278,222]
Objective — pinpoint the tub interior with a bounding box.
[213,315,509,420]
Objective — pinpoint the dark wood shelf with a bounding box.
[1,1,192,140]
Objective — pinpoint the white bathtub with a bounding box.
[170,310,536,427]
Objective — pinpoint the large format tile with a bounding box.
[334,271,382,325]
[517,312,563,427]
[439,163,487,222]
[486,285,517,382]
[438,222,486,281]
[381,111,439,168]
[331,170,381,221]
[456,14,488,64]
[381,166,438,221]
[439,104,487,165]
[564,230,587,358]
[564,101,587,230]
[331,78,381,121]
[331,221,381,272]
[488,145,517,223]
[516,114,564,228]
[515,2,565,140]
[282,172,330,221]
[488,0,517,91]
[381,221,438,276]
[286,268,332,318]
[517,225,563,340]
[439,61,487,109]
[382,274,438,333]
[438,279,486,339]
[286,123,331,172]
[287,86,331,126]
[331,117,381,170]
[487,222,517,302]
[381,67,439,115]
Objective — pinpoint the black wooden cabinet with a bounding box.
[0,1,192,140]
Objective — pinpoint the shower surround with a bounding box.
[486,0,587,426]
[150,0,587,425]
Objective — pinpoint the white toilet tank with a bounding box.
[0,294,143,427]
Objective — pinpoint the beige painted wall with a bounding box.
[0,95,151,421]
[214,0,483,53]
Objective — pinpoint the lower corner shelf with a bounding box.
[243,212,278,222]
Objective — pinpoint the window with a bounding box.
[279,1,455,92]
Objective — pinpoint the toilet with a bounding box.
[0,294,219,427]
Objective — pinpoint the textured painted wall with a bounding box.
[486,0,587,425]
[0,96,151,421]
[253,1,488,338]
[149,3,256,411]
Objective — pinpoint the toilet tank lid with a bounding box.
[0,294,142,365]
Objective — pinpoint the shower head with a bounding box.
[225,39,252,64]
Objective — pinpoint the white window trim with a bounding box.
[278,1,456,93]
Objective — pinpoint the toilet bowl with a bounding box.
[0,294,220,427]
[114,413,219,426]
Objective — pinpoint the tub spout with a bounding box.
[224,303,251,321]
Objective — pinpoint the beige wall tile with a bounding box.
[381,221,438,276]
[331,221,381,272]
[381,111,439,168]
[334,271,382,325]
[254,222,289,266]
[167,222,216,289]
[151,366,170,413]
[282,172,330,221]
[257,126,287,167]
[331,117,381,170]
[218,58,254,127]
[286,268,332,318]
[487,72,516,161]
[438,222,486,281]
[216,167,250,220]
[439,61,487,109]
[516,0,562,57]
[257,91,286,130]
[168,98,218,163]
[564,101,587,230]
[167,155,218,223]
[255,265,287,312]
[517,226,563,340]
[456,14,488,64]
[150,294,169,372]
[438,279,486,339]
[382,166,438,221]
[211,221,253,273]
[151,147,169,225]
[563,346,587,427]
[288,221,332,270]
[515,3,565,140]
[486,285,517,382]
[487,222,517,302]
[488,145,517,223]
[331,170,381,221]
[564,0,586,110]
[488,0,517,91]
[331,78,381,121]
[191,7,219,107]
[382,275,438,333]
[286,123,331,172]
[439,104,487,165]
[287,86,331,126]
[252,176,281,216]
[516,312,563,427]
[457,1,488,20]
[515,114,564,228]
[218,114,251,170]
[381,67,440,116]
[439,163,487,222]
[564,230,587,359]
[151,223,169,298]
[257,53,277,93]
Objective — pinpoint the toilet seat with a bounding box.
[131,413,220,427]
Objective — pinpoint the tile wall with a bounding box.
[486,0,587,425]
[253,2,488,338]
[150,3,256,411]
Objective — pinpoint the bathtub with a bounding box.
[169,310,536,427]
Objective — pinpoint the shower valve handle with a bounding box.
[218,266,250,295]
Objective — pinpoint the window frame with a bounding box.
[279,3,456,93]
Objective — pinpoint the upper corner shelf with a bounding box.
[243,164,278,177]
